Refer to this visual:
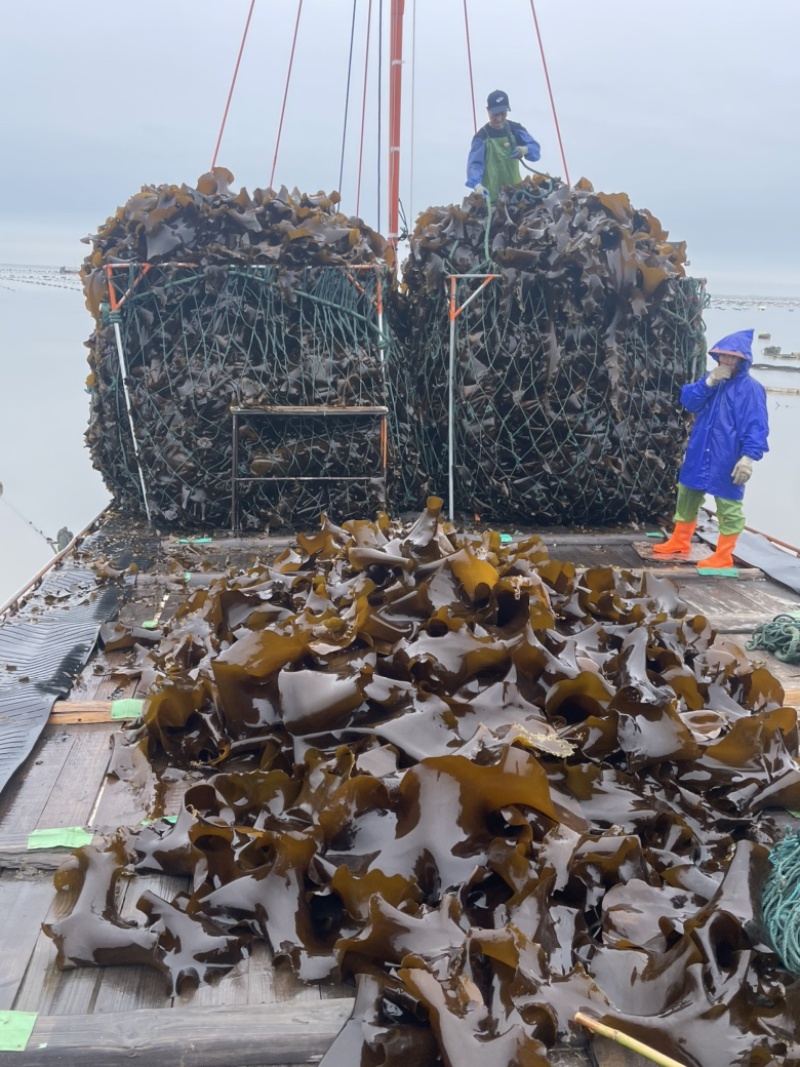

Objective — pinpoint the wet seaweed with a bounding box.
[389,175,707,523]
[44,501,800,1065]
[82,170,392,530]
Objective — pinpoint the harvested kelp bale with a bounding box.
[45,501,800,1066]
[392,175,706,523]
[82,169,395,530]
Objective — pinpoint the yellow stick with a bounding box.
[574,1012,688,1067]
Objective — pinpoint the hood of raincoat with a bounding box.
[709,329,753,368]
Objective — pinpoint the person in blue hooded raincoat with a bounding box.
[654,329,769,570]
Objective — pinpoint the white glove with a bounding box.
[706,363,733,386]
[472,183,489,198]
[511,146,527,160]
[732,455,754,485]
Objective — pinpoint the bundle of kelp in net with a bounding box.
[392,175,706,523]
[82,168,394,530]
[45,501,800,1066]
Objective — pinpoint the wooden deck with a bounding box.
[0,519,798,1066]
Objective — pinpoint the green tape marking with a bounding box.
[140,619,159,630]
[140,814,178,826]
[184,572,191,582]
[646,531,663,538]
[698,567,739,577]
[110,698,145,720]
[499,534,513,543]
[177,537,213,544]
[0,1011,38,1052]
[27,828,93,850]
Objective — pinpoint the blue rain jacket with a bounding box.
[466,120,541,189]
[678,329,769,501]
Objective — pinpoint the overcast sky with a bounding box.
[1,0,799,295]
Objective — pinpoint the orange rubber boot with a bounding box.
[697,533,739,570]
[652,520,697,558]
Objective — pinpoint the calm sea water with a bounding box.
[0,272,798,604]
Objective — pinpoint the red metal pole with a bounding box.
[387,0,405,245]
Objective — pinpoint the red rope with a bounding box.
[529,0,570,186]
[270,0,305,189]
[355,0,374,217]
[462,0,478,133]
[210,0,256,171]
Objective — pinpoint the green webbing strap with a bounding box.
[748,614,800,663]
[27,827,93,850]
[110,698,145,720]
[762,831,800,974]
[0,1012,37,1052]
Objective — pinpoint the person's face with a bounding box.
[718,353,744,372]
[488,109,507,129]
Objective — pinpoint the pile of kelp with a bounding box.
[82,169,391,529]
[391,174,706,522]
[45,501,800,1066]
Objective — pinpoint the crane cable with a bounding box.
[408,0,417,227]
[355,0,374,217]
[0,489,58,551]
[338,0,360,197]
[210,0,256,171]
[462,0,478,133]
[529,0,571,186]
[270,0,305,190]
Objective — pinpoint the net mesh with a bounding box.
[87,264,392,529]
[83,173,708,530]
[390,176,707,523]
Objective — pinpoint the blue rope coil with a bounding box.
[762,830,800,974]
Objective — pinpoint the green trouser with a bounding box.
[483,126,522,203]
[674,483,746,535]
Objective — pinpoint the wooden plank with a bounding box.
[0,872,57,1010]
[640,565,764,581]
[12,875,83,1016]
[35,725,113,831]
[2,998,355,1066]
[91,872,184,1015]
[232,405,388,415]
[244,941,321,1008]
[0,831,106,872]
[48,701,140,725]
[90,743,195,831]
[0,728,78,837]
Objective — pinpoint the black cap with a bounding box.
[487,89,510,114]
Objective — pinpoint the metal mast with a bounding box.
[387,0,405,245]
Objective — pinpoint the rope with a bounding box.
[462,0,478,134]
[408,0,417,226]
[270,0,305,189]
[356,0,374,217]
[762,831,800,974]
[211,0,256,171]
[338,0,359,198]
[0,496,56,550]
[377,0,384,233]
[747,614,800,663]
[529,0,571,186]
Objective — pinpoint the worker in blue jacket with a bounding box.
[654,329,769,570]
[466,90,541,204]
